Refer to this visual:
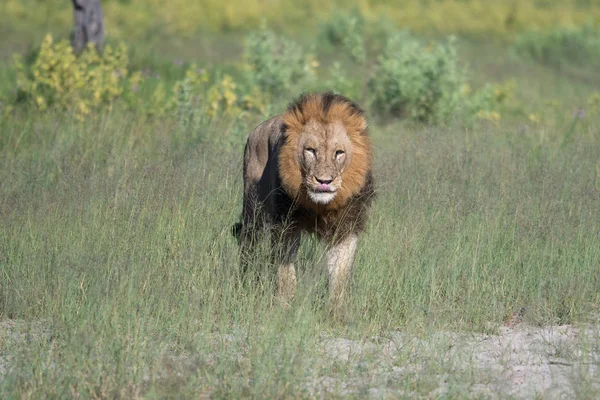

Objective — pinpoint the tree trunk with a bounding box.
[72,0,104,53]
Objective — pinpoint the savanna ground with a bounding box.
[1,1,600,398]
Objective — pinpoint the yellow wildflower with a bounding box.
[476,110,500,122]
[36,96,46,110]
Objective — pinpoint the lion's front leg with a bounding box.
[326,233,358,312]
[272,227,301,305]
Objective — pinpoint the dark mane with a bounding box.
[285,91,365,121]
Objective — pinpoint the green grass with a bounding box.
[1,31,600,397]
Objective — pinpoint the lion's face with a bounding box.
[297,120,352,204]
[278,92,372,211]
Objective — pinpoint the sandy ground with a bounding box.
[315,324,600,398]
[2,320,599,398]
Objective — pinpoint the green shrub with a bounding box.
[513,24,600,69]
[320,9,366,64]
[243,25,317,98]
[368,33,509,123]
[321,62,362,102]
[368,33,465,122]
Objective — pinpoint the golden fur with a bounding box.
[279,93,373,211]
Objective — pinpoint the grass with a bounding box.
[1,28,600,398]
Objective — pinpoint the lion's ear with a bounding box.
[280,122,288,136]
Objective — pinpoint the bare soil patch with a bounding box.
[2,320,599,398]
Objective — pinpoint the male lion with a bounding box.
[234,92,374,311]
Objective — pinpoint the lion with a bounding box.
[233,92,375,311]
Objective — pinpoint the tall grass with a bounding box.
[1,12,600,393]
[1,88,599,396]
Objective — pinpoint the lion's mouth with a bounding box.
[307,183,338,205]
[314,183,336,193]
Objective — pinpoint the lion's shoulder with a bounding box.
[246,116,285,151]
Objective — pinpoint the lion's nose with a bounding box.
[315,176,333,185]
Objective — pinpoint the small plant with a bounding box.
[465,80,515,123]
[168,65,267,132]
[174,76,196,130]
[243,24,317,98]
[14,34,129,119]
[169,64,209,124]
[239,85,269,116]
[513,24,600,69]
[205,75,240,118]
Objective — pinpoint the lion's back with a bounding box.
[243,116,284,191]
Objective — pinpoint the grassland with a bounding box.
[1,5,600,398]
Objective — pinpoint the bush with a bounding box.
[320,9,366,64]
[14,34,129,119]
[10,35,268,122]
[243,25,317,98]
[368,33,509,123]
[368,33,465,122]
[513,24,600,69]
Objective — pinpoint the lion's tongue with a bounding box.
[316,184,333,192]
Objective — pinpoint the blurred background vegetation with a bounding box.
[2,0,600,38]
[1,0,599,124]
